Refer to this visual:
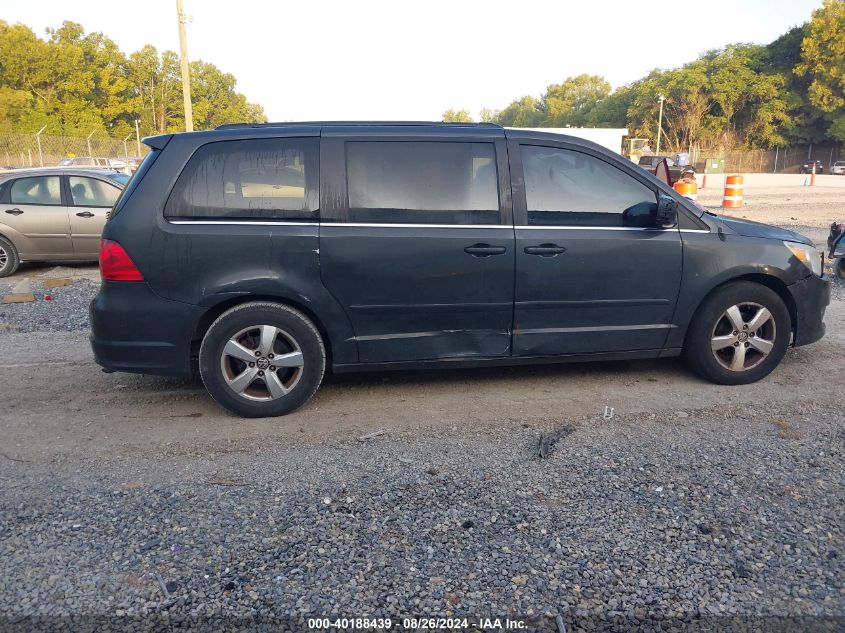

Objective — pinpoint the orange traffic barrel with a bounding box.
[722,175,744,208]
[673,180,698,200]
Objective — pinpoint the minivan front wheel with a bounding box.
[199,302,326,417]
[684,282,791,385]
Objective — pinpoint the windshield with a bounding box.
[106,173,130,185]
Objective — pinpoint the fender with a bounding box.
[0,223,34,259]
[669,230,805,349]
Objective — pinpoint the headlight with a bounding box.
[784,241,822,276]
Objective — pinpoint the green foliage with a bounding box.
[478,108,499,123]
[542,74,611,127]
[496,96,543,127]
[795,0,845,142]
[489,3,842,151]
[442,108,473,123]
[0,20,265,138]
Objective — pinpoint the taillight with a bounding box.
[99,239,144,281]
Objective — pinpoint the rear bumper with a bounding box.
[90,281,200,377]
[788,274,831,347]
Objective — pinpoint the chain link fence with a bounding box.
[0,132,149,169]
[688,144,842,174]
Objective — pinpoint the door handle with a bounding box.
[75,211,95,218]
[524,243,566,257]
[464,243,507,257]
[4,208,23,216]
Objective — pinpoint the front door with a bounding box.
[319,133,515,363]
[66,175,122,256]
[0,175,72,257]
[510,141,682,356]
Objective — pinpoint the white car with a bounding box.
[832,160,845,175]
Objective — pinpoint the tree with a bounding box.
[796,0,845,140]
[541,74,611,127]
[442,108,473,122]
[0,20,264,137]
[585,86,633,128]
[479,108,499,123]
[496,96,543,127]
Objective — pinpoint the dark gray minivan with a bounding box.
[90,122,830,417]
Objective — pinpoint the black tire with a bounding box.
[199,302,326,417]
[683,281,791,385]
[835,257,845,280]
[0,235,20,278]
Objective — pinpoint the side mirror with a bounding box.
[655,195,677,228]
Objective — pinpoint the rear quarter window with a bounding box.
[164,138,319,221]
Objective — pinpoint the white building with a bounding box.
[520,128,629,154]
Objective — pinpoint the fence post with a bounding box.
[35,125,48,167]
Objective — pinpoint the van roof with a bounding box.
[216,121,502,130]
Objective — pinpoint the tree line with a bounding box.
[445,0,845,152]
[0,20,266,140]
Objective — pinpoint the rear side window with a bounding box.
[68,176,121,207]
[522,146,656,227]
[165,138,318,220]
[10,176,62,205]
[345,142,499,224]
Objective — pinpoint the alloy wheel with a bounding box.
[710,302,777,372]
[0,246,7,269]
[219,325,304,401]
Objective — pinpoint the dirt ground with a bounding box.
[0,297,841,465]
[1,181,842,464]
[696,176,843,244]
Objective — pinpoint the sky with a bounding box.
[2,0,824,122]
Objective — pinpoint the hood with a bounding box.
[707,213,813,245]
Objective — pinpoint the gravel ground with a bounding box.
[1,401,843,632]
[1,206,843,631]
[0,279,98,333]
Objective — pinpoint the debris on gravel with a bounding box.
[0,279,98,334]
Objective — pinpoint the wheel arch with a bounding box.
[0,226,25,255]
[684,273,797,346]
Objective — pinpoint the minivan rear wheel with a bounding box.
[199,302,326,417]
[0,236,20,278]
[683,282,791,385]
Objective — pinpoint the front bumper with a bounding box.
[90,281,201,377]
[788,274,831,347]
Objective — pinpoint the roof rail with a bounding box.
[215,121,503,130]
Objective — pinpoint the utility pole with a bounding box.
[655,94,666,156]
[135,120,141,156]
[176,0,194,132]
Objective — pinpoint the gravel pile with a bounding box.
[0,279,98,334]
[1,403,843,631]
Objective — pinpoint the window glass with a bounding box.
[10,176,61,205]
[106,173,130,186]
[164,138,318,220]
[346,142,499,224]
[68,176,121,207]
[522,146,657,226]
